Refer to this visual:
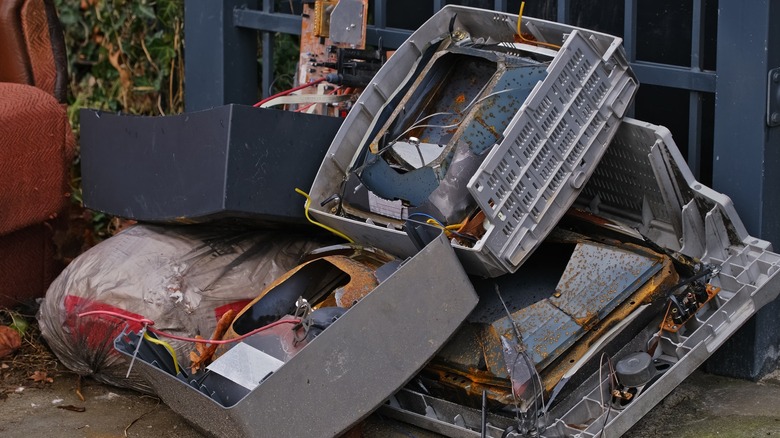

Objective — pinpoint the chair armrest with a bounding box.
[0,82,74,235]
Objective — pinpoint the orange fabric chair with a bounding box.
[0,0,75,308]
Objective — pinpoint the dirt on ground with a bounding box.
[2,319,780,437]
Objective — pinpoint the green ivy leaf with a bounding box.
[137,4,156,20]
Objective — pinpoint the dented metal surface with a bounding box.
[541,255,679,395]
[550,242,662,330]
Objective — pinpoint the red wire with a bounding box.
[253,77,327,108]
[78,310,301,345]
[78,310,155,326]
[147,319,299,345]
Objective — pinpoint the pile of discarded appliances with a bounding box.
[38,5,780,438]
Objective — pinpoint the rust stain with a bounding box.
[573,310,599,331]
[474,116,502,140]
[327,256,379,308]
[425,362,515,406]
[541,255,679,393]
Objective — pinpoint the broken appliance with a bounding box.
[89,4,780,438]
[378,118,780,437]
[308,5,638,277]
[115,233,479,437]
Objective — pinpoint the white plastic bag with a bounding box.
[38,224,326,392]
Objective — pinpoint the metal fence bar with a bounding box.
[494,0,508,12]
[261,0,274,99]
[433,0,444,14]
[184,0,259,112]
[234,8,717,93]
[365,27,413,48]
[557,0,569,24]
[623,0,637,117]
[713,0,778,242]
[623,0,637,62]
[630,61,715,93]
[709,0,780,383]
[686,0,705,178]
[374,0,386,28]
[234,7,300,33]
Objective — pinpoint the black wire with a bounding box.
[449,14,457,35]
[599,405,611,438]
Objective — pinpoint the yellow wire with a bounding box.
[445,219,467,231]
[425,218,467,237]
[143,331,180,374]
[425,218,444,229]
[516,1,562,50]
[295,188,355,243]
[516,1,524,34]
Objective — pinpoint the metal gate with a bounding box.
[183,0,780,379]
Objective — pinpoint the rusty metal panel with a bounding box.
[487,300,581,373]
[483,242,663,373]
[550,242,663,328]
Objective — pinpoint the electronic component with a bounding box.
[662,283,720,332]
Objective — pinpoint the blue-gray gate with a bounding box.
[183,0,780,379]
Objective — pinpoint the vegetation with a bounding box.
[55,0,183,240]
[55,0,185,128]
[55,0,300,242]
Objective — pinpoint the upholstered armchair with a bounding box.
[0,0,75,308]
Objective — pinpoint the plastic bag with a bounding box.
[38,224,326,393]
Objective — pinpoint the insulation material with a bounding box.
[37,225,326,393]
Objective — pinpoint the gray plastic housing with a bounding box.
[381,118,780,437]
[308,5,638,277]
[546,118,780,437]
[115,233,478,438]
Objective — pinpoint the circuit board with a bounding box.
[661,283,721,333]
[297,0,368,116]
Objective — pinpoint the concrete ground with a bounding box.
[2,367,780,437]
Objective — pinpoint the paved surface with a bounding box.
[2,368,780,437]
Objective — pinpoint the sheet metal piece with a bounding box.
[540,255,678,395]
[487,300,581,375]
[550,241,663,329]
[486,242,663,372]
[116,233,478,438]
[426,241,668,411]
[329,0,365,46]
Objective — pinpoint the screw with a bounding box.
[452,30,467,41]
[772,112,780,124]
